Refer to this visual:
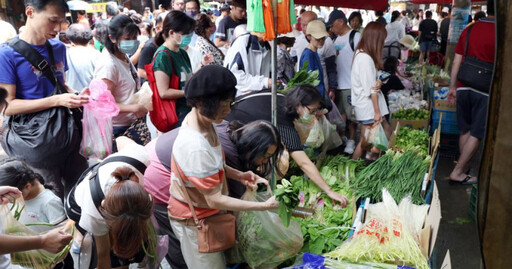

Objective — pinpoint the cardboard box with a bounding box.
[420,181,442,259]
[433,99,456,112]
[391,117,429,131]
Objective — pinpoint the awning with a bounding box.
[408,0,452,4]
[293,0,388,11]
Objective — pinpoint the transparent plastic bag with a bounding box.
[236,188,303,268]
[366,124,389,153]
[80,79,120,159]
[0,199,74,269]
[134,82,153,111]
[305,119,324,149]
[319,115,343,152]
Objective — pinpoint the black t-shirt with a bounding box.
[440,18,451,41]
[376,17,387,25]
[381,75,405,96]
[137,38,158,70]
[225,91,303,153]
[419,19,438,42]
[216,16,247,43]
[154,121,246,199]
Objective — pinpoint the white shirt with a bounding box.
[66,45,101,92]
[73,144,149,236]
[94,49,139,126]
[385,21,406,45]
[351,51,389,121]
[333,30,361,90]
[185,45,202,71]
[291,32,336,89]
[0,20,16,43]
[19,189,66,233]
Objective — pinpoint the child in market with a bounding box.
[300,20,329,97]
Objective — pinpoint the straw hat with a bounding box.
[399,35,415,50]
[306,20,329,39]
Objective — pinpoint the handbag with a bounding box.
[456,24,494,93]
[171,156,236,253]
[2,38,81,167]
[145,49,180,132]
[121,117,151,146]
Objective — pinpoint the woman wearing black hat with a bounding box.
[226,85,350,207]
[168,65,279,268]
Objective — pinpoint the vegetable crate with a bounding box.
[432,109,459,135]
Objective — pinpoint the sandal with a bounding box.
[449,175,477,185]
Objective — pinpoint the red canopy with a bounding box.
[409,0,452,4]
[293,0,388,11]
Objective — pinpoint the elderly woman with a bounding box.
[195,13,224,66]
[168,65,278,268]
[65,23,101,91]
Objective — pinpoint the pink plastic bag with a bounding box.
[80,79,120,159]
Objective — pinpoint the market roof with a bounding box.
[293,0,388,11]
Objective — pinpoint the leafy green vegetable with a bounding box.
[392,108,429,121]
[352,150,431,205]
[280,61,320,93]
[275,179,300,227]
[395,127,430,157]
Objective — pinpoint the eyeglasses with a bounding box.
[306,105,321,114]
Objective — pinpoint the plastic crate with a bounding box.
[432,109,460,135]
[469,184,478,221]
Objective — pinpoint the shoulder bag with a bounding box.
[456,24,494,93]
[145,49,179,132]
[2,38,81,167]
[171,156,236,253]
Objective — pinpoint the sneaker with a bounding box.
[344,140,356,154]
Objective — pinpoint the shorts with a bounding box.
[420,41,434,52]
[334,89,354,121]
[456,89,488,139]
[360,119,374,125]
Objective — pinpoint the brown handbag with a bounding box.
[172,157,236,253]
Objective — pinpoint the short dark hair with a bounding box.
[24,0,69,13]
[231,0,246,9]
[104,14,140,54]
[391,11,401,22]
[155,11,195,47]
[348,11,363,25]
[375,10,384,17]
[474,11,486,21]
[487,0,494,16]
[186,87,237,120]
[228,120,285,178]
[0,158,48,191]
[185,0,200,9]
[106,2,119,17]
[284,84,324,120]
[66,23,93,45]
[383,56,399,75]
[77,10,86,16]
[93,19,109,40]
[276,36,295,48]
[425,11,433,18]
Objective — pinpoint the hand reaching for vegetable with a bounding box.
[264,195,279,209]
[240,171,268,191]
[0,186,21,204]
[327,190,349,208]
[40,228,73,254]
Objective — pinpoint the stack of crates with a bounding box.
[431,87,460,135]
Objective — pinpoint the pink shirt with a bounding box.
[144,139,172,204]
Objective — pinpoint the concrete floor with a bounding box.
[433,137,483,269]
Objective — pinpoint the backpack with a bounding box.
[64,156,147,230]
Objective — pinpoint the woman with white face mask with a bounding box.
[226,85,349,208]
[152,11,212,128]
[94,14,150,147]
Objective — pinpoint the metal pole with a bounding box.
[271,0,278,190]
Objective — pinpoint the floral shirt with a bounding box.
[196,36,224,66]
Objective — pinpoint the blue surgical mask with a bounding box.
[179,34,193,48]
[118,40,140,54]
[186,10,198,18]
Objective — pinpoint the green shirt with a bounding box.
[152,46,192,116]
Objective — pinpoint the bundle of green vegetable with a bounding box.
[395,127,430,157]
[280,61,320,93]
[392,108,429,120]
[352,150,431,205]
[326,189,429,269]
[275,178,300,227]
[290,155,366,254]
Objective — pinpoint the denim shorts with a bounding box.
[360,119,374,125]
[420,41,434,52]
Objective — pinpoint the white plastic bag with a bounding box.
[133,82,153,111]
[305,119,324,148]
[236,188,303,268]
[320,115,343,152]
